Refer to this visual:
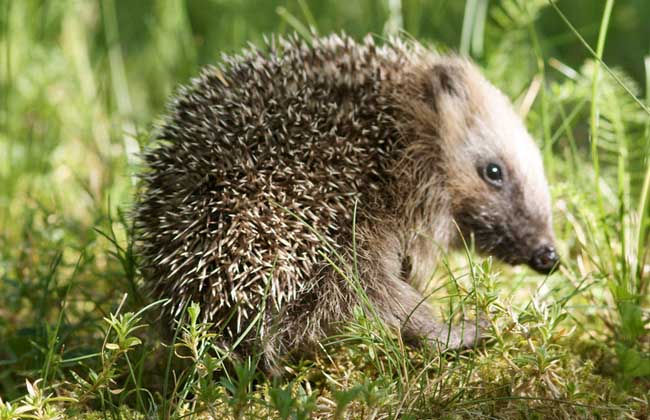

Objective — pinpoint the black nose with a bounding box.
[530,246,560,274]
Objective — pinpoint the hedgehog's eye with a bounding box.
[482,163,503,187]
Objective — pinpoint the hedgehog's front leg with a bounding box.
[362,231,482,350]
[369,276,482,350]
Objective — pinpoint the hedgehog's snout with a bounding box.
[529,244,560,274]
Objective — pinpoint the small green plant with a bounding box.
[219,360,257,419]
[0,379,77,420]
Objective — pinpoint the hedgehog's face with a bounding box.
[450,135,559,274]
[426,60,559,274]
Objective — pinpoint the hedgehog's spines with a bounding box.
[136,33,424,356]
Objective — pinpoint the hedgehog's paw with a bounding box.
[430,318,488,350]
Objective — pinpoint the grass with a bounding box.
[1,0,650,418]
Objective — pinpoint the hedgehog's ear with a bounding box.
[426,62,468,107]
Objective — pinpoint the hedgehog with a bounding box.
[135,33,559,371]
